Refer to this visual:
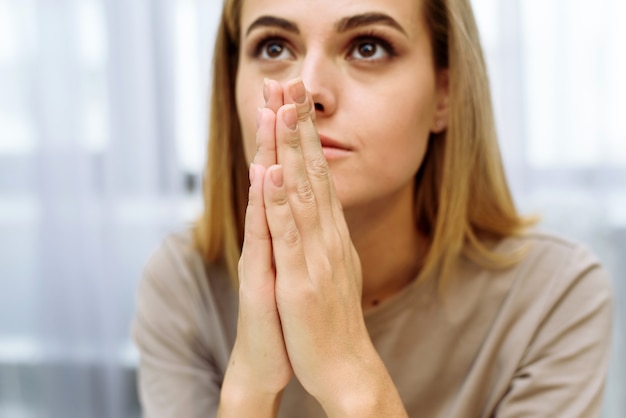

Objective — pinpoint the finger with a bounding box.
[282,81,315,123]
[263,164,309,285]
[240,163,274,285]
[285,78,320,153]
[287,79,351,240]
[275,104,322,234]
[285,78,338,219]
[264,78,284,114]
[274,104,349,277]
[254,107,277,168]
[307,90,316,123]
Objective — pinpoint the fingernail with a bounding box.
[282,105,297,130]
[289,78,306,104]
[256,107,263,129]
[263,78,270,103]
[270,165,283,187]
[249,163,255,184]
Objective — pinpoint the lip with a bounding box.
[319,134,350,150]
[319,134,353,160]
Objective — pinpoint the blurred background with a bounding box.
[0,0,624,416]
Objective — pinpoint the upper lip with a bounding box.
[319,134,352,151]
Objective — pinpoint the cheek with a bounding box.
[363,93,434,173]
[235,77,261,164]
[242,118,256,165]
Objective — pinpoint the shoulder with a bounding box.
[136,231,204,312]
[498,230,611,294]
[498,230,600,267]
[134,229,237,342]
[482,232,614,415]
[488,230,613,332]
[454,230,613,336]
[139,230,232,302]
[132,231,237,411]
[133,230,238,366]
[463,230,612,295]
[143,230,206,283]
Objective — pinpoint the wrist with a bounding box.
[315,345,407,418]
[218,380,284,418]
[222,341,292,394]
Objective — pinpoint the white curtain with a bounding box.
[0,0,623,416]
[475,1,626,415]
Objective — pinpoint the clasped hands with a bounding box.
[226,78,376,412]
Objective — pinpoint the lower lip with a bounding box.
[322,146,352,160]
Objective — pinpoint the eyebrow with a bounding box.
[245,16,300,37]
[335,13,407,36]
[244,12,407,38]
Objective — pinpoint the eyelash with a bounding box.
[252,36,293,60]
[251,31,398,62]
[348,34,398,61]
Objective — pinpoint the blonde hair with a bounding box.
[194,0,534,287]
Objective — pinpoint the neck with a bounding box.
[344,182,427,309]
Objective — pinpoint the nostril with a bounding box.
[314,102,324,111]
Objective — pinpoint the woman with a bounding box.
[132,0,613,416]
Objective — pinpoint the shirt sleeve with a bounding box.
[494,246,613,418]
[131,237,224,418]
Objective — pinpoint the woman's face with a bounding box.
[235,0,447,212]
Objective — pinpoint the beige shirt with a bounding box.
[132,231,613,417]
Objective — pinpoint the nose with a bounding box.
[296,50,338,117]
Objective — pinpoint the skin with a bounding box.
[220,0,449,416]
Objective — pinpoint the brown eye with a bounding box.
[266,42,284,58]
[357,42,377,58]
[347,37,394,62]
[255,39,293,61]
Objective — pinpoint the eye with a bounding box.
[257,39,294,61]
[348,37,396,62]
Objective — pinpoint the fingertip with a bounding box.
[249,162,267,190]
[266,79,284,112]
[256,106,270,130]
[285,78,313,121]
[280,104,298,131]
[254,107,278,167]
[287,78,306,105]
[263,165,286,209]
[267,165,284,188]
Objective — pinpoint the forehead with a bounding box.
[239,0,422,37]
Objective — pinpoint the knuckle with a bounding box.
[243,216,269,244]
[306,154,329,180]
[294,178,315,205]
[311,255,333,279]
[297,285,317,306]
[257,131,276,152]
[271,190,289,206]
[283,130,301,150]
[296,104,311,122]
[243,224,258,243]
[282,224,301,246]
